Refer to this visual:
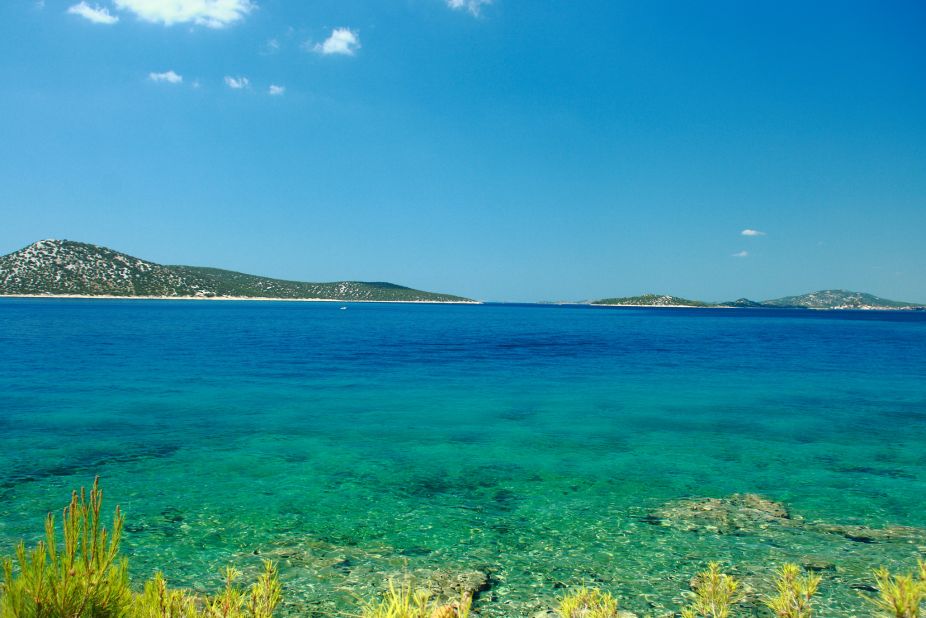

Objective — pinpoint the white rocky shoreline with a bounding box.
[0,293,482,304]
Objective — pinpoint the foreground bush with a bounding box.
[556,587,618,618]
[764,563,821,618]
[0,478,280,618]
[1,478,130,617]
[680,562,742,618]
[863,560,926,618]
[359,580,471,618]
[129,563,281,618]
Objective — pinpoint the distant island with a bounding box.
[0,240,477,303]
[592,291,924,310]
[592,294,711,308]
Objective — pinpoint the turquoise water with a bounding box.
[1,299,925,616]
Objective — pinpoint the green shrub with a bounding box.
[863,560,926,618]
[680,562,742,618]
[132,572,197,618]
[556,587,618,618]
[764,563,821,618]
[0,477,131,617]
[0,478,281,618]
[244,561,282,618]
[359,580,471,618]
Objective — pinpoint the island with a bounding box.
[591,294,711,308]
[591,290,924,310]
[0,239,477,303]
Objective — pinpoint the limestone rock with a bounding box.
[646,493,795,534]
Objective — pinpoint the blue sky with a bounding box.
[1,1,924,302]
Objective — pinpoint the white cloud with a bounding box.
[224,76,249,89]
[312,28,360,56]
[732,250,749,258]
[67,2,119,24]
[113,0,254,28]
[268,84,285,96]
[741,229,766,236]
[447,0,491,16]
[149,70,182,83]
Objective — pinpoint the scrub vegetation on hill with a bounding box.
[590,291,923,310]
[591,294,710,307]
[1,480,924,617]
[0,240,473,303]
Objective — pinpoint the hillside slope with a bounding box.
[591,294,710,307]
[762,289,917,309]
[589,290,921,310]
[0,240,474,302]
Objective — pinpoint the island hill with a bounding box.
[0,239,476,303]
[591,291,924,310]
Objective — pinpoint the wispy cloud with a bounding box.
[268,84,285,96]
[262,37,280,54]
[741,229,766,236]
[224,76,249,89]
[732,250,749,258]
[447,0,492,16]
[113,0,253,28]
[67,2,119,24]
[312,28,360,56]
[149,70,182,84]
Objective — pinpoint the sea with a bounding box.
[0,299,924,616]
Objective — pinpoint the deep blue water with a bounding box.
[1,299,924,615]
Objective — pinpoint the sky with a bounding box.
[1,1,925,302]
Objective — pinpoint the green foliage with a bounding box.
[245,562,281,618]
[680,562,742,618]
[764,563,821,618]
[204,567,245,618]
[556,587,618,618]
[132,572,197,618]
[0,477,131,617]
[863,560,926,618]
[130,563,281,618]
[359,580,471,618]
[0,478,281,618]
[197,562,280,618]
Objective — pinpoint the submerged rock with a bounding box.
[646,493,796,534]
[811,523,926,544]
[647,493,926,545]
[800,557,836,572]
[425,569,492,602]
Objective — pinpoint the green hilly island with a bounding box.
[592,294,710,307]
[759,289,919,309]
[0,240,475,303]
[592,290,923,310]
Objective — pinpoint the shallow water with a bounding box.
[1,300,925,616]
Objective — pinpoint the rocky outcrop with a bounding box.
[645,493,926,544]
